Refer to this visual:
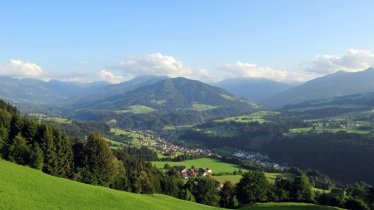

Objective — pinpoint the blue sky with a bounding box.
[1,0,374,83]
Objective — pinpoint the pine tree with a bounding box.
[84,132,118,186]
[37,124,58,175]
[220,181,237,208]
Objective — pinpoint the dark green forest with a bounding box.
[181,120,374,185]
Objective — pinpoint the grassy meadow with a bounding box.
[152,158,295,184]
[215,111,280,123]
[290,118,373,135]
[115,105,157,114]
[152,158,243,174]
[0,159,220,210]
[0,159,342,210]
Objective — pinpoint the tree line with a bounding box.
[0,100,169,193]
[163,165,374,210]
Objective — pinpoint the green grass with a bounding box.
[0,159,221,210]
[0,159,338,210]
[212,173,295,184]
[191,103,219,111]
[265,173,295,184]
[110,128,127,135]
[202,126,240,137]
[290,118,373,135]
[110,128,157,146]
[152,158,295,184]
[290,126,371,135]
[115,105,157,114]
[163,124,195,130]
[215,111,280,123]
[45,116,72,124]
[103,137,125,150]
[152,158,243,174]
[212,175,243,183]
[241,202,343,210]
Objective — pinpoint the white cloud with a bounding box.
[222,61,313,83]
[98,69,127,84]
[111,53,193,78]
[0,59,47,79]
[302,49,374,74]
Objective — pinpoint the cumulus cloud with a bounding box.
[106,53,216,82]
[0,59,47,79]
[222,61,313,83]
[302,49,374,74]
[111,53,193,78]
[98,69,128,84]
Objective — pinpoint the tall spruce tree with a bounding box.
[220,181,237,208]
[84,132,119,186]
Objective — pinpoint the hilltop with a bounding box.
[263,68,374,108]
[71,77,259,129]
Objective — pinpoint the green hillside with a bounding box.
[0,159,343,210]
[0,159,219,210]
[71,77,259,129]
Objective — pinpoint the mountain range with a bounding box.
[0,76,108,111]
[261,67,374,108]
[0,76,259,129]
[70,77,259,129]
[2,67,374,127]
[214,78,294,103]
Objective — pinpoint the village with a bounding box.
[233,151,289,171]
[122,130,214,159]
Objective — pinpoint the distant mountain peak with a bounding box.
[215,78,294,103]
[263,67,374,108]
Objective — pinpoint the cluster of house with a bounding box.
[156,141,212,157]
[233,150,289,171]
[312,120,362,129]
[130,130,212,158]
[180,167,213,179]
[233,151,256,160]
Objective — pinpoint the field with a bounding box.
[215,111,280,123]
[191,103,219,111]
[110,128,157,145]
[290,118,373,135]
[31,113,72,124]
[103,137,126,150]
[45,116,72,124]
[0,159,220,210]
[201,126,240,137]
[152,158,243,174]
[0,159,341,210]
[152,158,295,184]
[115,105,156,114]
[110,128,169,157]
[211,173,295,184]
